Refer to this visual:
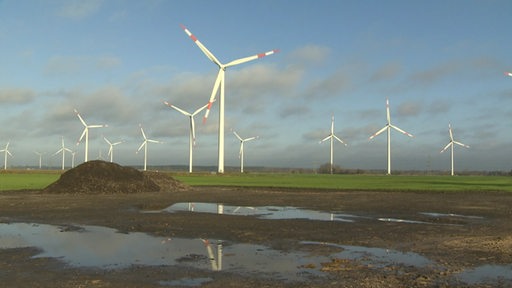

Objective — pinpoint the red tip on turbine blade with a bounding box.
[257,53,266,58]
[179,24,186,30]
[207,101,213,110]
[273,49,280,54]
[202,117,207,124]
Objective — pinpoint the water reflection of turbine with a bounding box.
[201,239,223,271]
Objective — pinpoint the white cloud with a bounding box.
[0,88,36,104]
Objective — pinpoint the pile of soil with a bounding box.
[42,160,188,194]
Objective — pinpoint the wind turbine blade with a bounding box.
[74,109,87,126]
[104,137,112,145]
[320,135,331,143]
[6,151,12,157]
[147,139,162,144]
[164,101,191,116]
[333,135,348,146]
[180,24,222,67]
[225,49,279,68]
[390,124,414,138]
[203,70,223,123]
[440,142,452,153]
[505,71,512,77]
[386,98,391,124]
[233,131,243,141]
[192,103,209,116]
[239,143,243,158]
[52,149,62,156]
[108,147,113,156]
[88,124,106,128]
[190,117,197,146]
[78,128,87,144]
[245,136,257,142]
[64,148,72,153]
[454,141,470,148]
[112,141,123,146]
[140,125,147,140]
[369,126,388,140]
[448,124,454,141]
[137,141,146,152]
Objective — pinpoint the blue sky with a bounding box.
[1,0,511,172]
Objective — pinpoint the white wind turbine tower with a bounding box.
[181,24,278,174]
[34,151,45,169]
[440,124,470,176]
[0,142,12,170]
[104,136,123,163]
[53,137,72,170]
[74,108,107,163]
[137,125,163,171]
[164,101,209,173]
[233,130,258,173]
[369,98,414,175]
[71,151,76,168]
[320,115,347,174]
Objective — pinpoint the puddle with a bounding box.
[377,217,432,224]
[0,222,327,281]
[1,222,509,285]
[420,212,484,220]
[158,202,360,222]
[457,264,512,284]
[301,241,433,268]
[159,277,213,286]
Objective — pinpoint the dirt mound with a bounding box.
[43,160,188,194]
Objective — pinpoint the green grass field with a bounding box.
[1,171,511,192]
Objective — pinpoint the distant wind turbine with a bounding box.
[369,98,413,175]
[233,130,258,173]
[164,101,209,173]
[320,115,347,174]
[34,151,45,169]
[104,136,123,163]
[136,125,163,171]
[74,108,107,163]
[440,124,470,176]
[0,142,12,170]
[53,137,72,170]
[201,239,223,271]
[181,24,278,174]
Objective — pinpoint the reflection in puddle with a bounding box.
[159,277,213,286]
[159,202,360,222]
[0,223,326,281]
[1,222,509,285]
[457,264,512,284]
[420,212,484,220]
[156,203,484,226]
[301,241,432,267]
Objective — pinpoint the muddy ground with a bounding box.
[0,185,511,287]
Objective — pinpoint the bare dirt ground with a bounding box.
[0,166,511,287]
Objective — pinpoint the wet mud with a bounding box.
[1,184,511,287]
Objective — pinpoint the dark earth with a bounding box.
[0,161,511,287]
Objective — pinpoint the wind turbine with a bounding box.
[181,24,278,174]
[53,137,72,170]
[369,98,414,175]
[74,108,107,163]
[440,124,470,176]
[233,130,258,173]
[136,125,162,171]
[164,101,209,173]
[104,136,123,163]
[0,142,12,170]
[34,151,45,169]
[320,115,347,174]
